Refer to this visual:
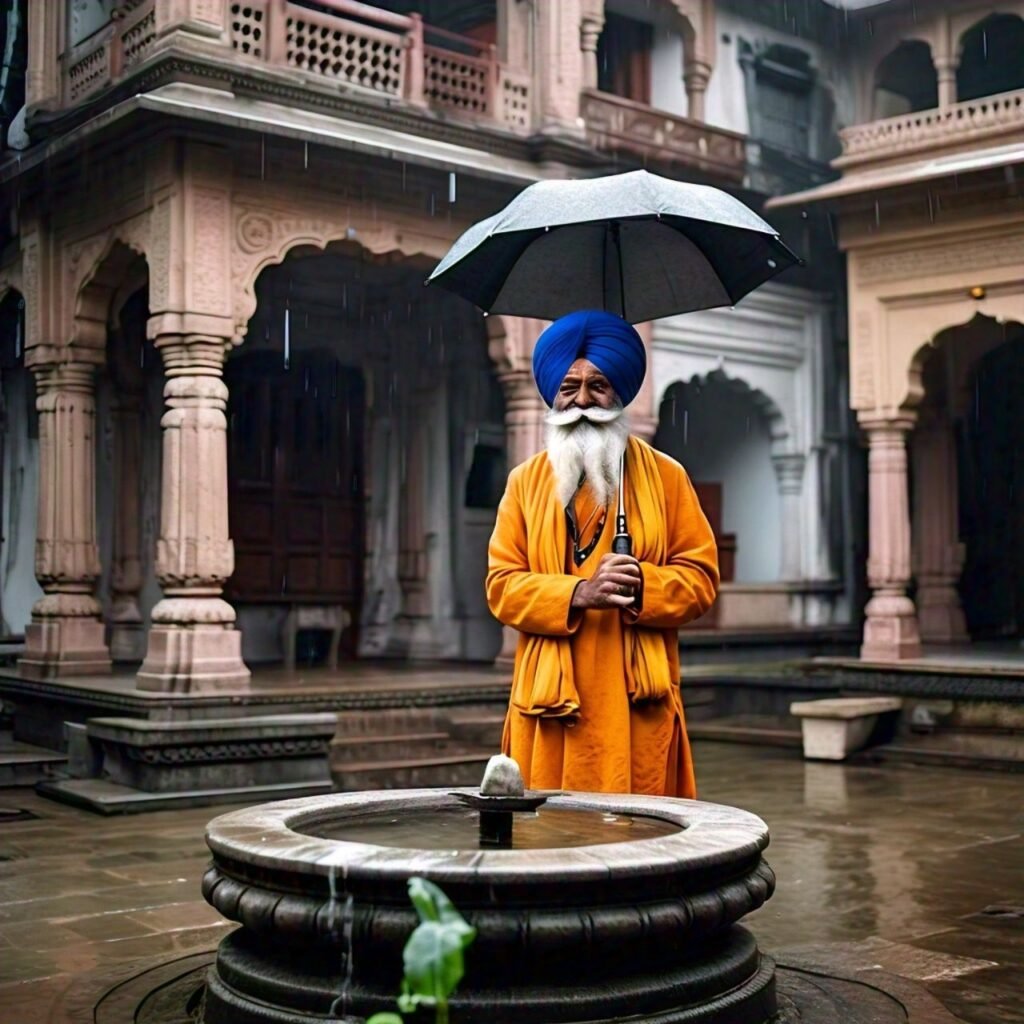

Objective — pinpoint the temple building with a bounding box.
[770,0,1024,660]
[0,0,1020,802]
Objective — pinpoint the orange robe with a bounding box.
[486,436,719,797]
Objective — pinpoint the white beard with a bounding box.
[545,405,630,509]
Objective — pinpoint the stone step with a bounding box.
[687,715,803,749]
[0,739,67,787]
[446,710,506,746]
[333,751,493,791]
[329,731,452,765]
[333,707,444,737]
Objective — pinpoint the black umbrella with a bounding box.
[427,169,802,324]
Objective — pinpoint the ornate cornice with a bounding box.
[23,51,546,171]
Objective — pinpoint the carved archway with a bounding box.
[902,304,1024,414]
[230,206,452,343]
[71,235,149,357]
[656,367,792,450]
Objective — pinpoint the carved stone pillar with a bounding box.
[684,60,712,122]
[495,368,548,664]
[109,390,146,661]
[20,363,112,678]
[580,14,604,91]
[136,336,250,692]
[860,415,921,661]
[934,57,958,109]
[772,453,806,583]
[911,415,968,643]
[499,369,547,471]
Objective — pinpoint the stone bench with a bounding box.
[282,605,351,671]
[789,697,903,761]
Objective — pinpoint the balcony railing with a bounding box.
[580,89,746,181]
[62,0,530,133]
[837,88,1024,167]
[64,0,157,104]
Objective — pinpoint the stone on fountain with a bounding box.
[479,753,525,797]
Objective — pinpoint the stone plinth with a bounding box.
[60,716,335,794]
[791,697,904,761]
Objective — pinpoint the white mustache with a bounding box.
[545,405,624,427]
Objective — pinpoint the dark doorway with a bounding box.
[226,350,365,652]
[957,334,1024,639]
[957,15,1024,102]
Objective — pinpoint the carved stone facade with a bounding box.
[769,0,1024,659]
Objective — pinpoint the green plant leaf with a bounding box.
[407,878,476,940]
[366,1014,405,1024]
[402,920,472,1002]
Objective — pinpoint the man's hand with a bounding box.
[571,554,642,609]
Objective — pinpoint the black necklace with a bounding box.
[565,477,607,566]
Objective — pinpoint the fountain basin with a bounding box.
[202,789,776,1023]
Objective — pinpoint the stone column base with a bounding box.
[137,625,251,692]
[20,616,112,679]
[110,624,147,663]
[916,583,969,644]
[861,593,922,661]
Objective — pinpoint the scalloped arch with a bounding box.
[904,310,1024,414]
[659,368,791,445]
[71,232,149,351]
[231,211,449,344]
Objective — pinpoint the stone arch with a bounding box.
[230,207,451,344]
[906,312,1024,418]
[72,235,149,356]
[872,39,937,118]
[656,367,791,451]
[955,12,1024,101]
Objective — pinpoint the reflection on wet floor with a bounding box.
[0,740,1020,1023]
[695,742,1024,1024]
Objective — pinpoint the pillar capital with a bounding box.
[771,452,806,495]
[684,59,713,122]
[152,332,230,376]
[857,410,917,437]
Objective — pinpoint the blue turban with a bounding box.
[532,310,646,408]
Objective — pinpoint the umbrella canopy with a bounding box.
[428,170,802,324]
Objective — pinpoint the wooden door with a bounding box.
[226,351,365,636]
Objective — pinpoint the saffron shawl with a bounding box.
[509,436,673,719]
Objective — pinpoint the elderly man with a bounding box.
[486,310,719,797]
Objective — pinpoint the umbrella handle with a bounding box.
[613,449,632,557]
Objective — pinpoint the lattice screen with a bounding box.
[285,15,404,94]
[501,74,530,131]
[230,3,266,58]
[424,51,490,116]
[69,45,110,102]
[121,9,156,70]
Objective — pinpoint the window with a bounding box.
[754,46,814,155]
[598,12,654,105]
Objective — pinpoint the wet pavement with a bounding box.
[0,741,1021,1023]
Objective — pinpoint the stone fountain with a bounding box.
[201,755,778,1023]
